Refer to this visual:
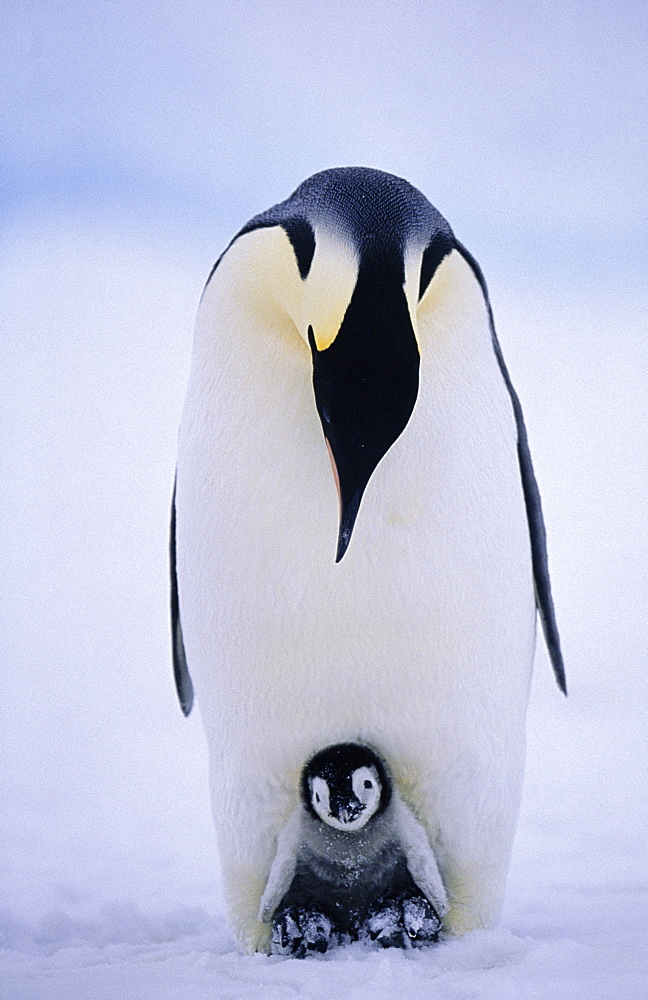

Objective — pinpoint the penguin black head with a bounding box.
[301,743,391,833]
[216,168,455,562]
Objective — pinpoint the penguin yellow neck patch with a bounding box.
[403,242,425,347]
[301,228,358,351]
[223,224,359,353]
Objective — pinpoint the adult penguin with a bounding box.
[171,167,565,954]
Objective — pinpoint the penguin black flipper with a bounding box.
[456,244,567,695]
[170,478,194,715]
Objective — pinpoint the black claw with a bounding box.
[271,906,333,958]
[402,895,441,945]
[271,891,440,956]
[363,890,440,949]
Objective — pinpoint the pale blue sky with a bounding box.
[2,1,646,288]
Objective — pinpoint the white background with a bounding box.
[2,3,646,997]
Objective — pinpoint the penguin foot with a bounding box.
[271,905,334,957]
[401,894,442,945]
[364,891,441,949]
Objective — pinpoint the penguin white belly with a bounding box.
[175,249,536,950]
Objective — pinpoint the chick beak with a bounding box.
[337,801,364,825]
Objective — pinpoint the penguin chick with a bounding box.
[259,744,447,955]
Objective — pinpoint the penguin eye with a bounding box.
[364,780,373,789]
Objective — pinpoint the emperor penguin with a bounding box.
[171,167,565,954]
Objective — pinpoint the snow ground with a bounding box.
[1,215,646,999]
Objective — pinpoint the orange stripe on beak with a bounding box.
[325,436,342,520]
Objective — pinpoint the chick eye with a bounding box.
[315,793,321,804]
[364,780,373,789]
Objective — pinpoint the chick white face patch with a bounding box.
[309,765,381,832]
[351,765,381,819]
[310,776,332,824]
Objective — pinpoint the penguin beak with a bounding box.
[324,437,362,563]
[308,271,419,562]
[336,488,362,564]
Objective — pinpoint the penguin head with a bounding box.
[213,168,455,560]
[301,742,391,833]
